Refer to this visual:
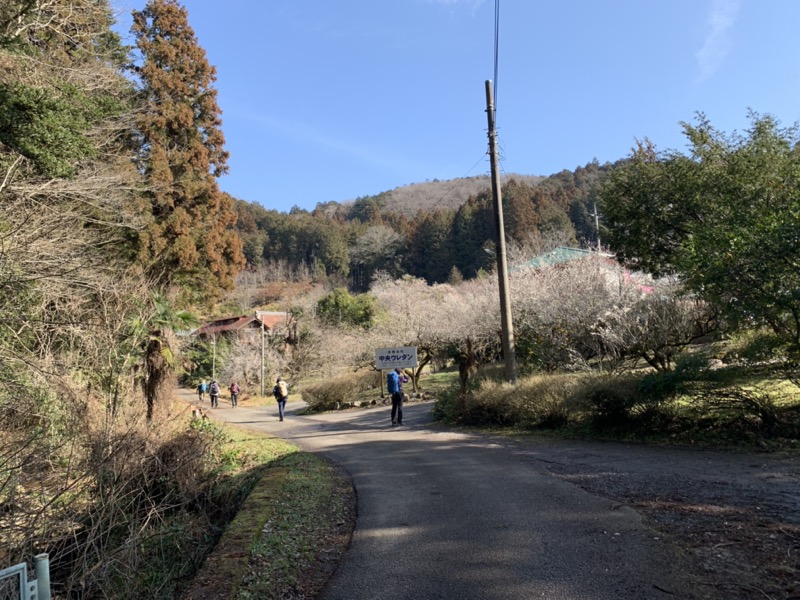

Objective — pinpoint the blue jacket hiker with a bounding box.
[387,368,409,426]
[197,381,207,402]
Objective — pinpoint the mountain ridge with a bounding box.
[319,173,545,217]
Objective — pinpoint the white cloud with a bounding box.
[696,0,741,81]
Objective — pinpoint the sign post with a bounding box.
[375,346,419,396]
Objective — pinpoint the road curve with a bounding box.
[201,397,701,600]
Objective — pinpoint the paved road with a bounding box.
[196,396,702,600]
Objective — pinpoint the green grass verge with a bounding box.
[180,421,355,600]
[236,452,355,599]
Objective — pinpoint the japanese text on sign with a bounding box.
[375,346,418,370]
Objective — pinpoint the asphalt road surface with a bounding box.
[202,397,704,600]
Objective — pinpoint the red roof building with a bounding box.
[193,312,291,339]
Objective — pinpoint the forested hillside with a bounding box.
[320,173,544,217]
[234,162,609,290]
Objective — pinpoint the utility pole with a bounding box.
[592,201,601,252]
[212,332,216,380]
[485,79,517,384]
[259,312,265,396]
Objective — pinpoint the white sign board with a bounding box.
[375,346,418,370]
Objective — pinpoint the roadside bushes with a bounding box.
[301,370,381,412]
[0,385,258,600]
[433,363,693,431]
[433,356,800,445]
[436,372,590,428]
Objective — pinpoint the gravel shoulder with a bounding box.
[500,435,800,600]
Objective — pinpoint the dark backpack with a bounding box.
[210,382,220,395]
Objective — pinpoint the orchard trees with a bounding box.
[371,275,499,390]
[511,257,626,371]
[511,257,712,372]
[601,113,800,352]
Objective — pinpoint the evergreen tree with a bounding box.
[451,194,494,278]
[502,179,542,244]
[131,0,243,295]
[406,210,455,283]
[601,113,800,350]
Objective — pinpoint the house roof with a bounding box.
[256,311,290,330]
[512,247,602,271]
[193,311,291,337]
[193,315,260,336]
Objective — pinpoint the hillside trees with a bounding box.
[233,200,355,279]
[132,0,244,295]
[231,166,606,287]
[405,210,456,283]
[600,113,800,352]
[0,2,257,595]
[349,225,405,290]
[0,0,191,593]
[0,0,145,407]
[450,195,495,279]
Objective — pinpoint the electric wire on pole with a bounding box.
[484,0,516,383]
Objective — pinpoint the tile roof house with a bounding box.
[512,247,654,294]
[193,311,291,340]
[511,247,613,272]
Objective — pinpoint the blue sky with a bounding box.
[114,0,800,213]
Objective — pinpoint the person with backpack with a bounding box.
[387,367,409,426]
[197,381,207,402]
[272,377,289,421]
[229,382,240,407]
[209,380,220,408]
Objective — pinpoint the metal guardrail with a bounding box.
[0,554,50,600]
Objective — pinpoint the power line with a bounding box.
[493,0,500,112]
[417,153,494,215]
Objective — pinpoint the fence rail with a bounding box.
[0,554,50,600]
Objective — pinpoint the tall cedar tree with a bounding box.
[132,0,243,295]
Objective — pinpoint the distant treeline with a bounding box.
[235,162,610,290]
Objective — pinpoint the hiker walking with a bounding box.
[272,377,289,421]
[229,382,240,407]
[209,380,220,408]
[197,380,207,402]
[387,368,409,426]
